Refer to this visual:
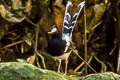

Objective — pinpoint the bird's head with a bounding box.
[48,25,60,38]
[48,25,58,34]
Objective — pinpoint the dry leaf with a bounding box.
[21,43,24,54]
[68,69,79,75]
[27,55,35,64]
[53,5,65,36]
[25,0,32,14]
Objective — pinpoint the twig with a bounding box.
[80,56,93,73]
[94,56,106,73]
[0,40,24,50]
[84,0,88,75]
[72,49,97,73]
[34,23,39,56]
[37,52,46,69]
[74,55,93,72]
[36,54,41,68]
[2,0,9,8]
[34,23,40,66]
[25,17,37,27]
[25,17,39,64]
[109,44,117,55]
[91,21,103,31]
[74,62,84,72]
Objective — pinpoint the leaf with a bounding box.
[0,0,32,23]
[53,4,65,36]
[86,3,106,32]
[23,33,33,46]
[25,0,32,14]
[12,0,23,10]
[25,39,32,47]
[16,59,27,63]
[0,4,25,22]
[21,43,24,54]
[44,0,50,6]
[68,69,81,75]
[27,55,35,64]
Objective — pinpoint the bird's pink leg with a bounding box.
[65,59,68,74]
[57,59,62,73]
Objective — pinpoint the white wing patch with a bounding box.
[64,26,73,29]
[51,27,57,33]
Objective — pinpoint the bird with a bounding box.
[47,1,85,74]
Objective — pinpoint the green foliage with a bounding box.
[44,0,50,6]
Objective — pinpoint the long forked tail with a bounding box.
[62,1,85,46]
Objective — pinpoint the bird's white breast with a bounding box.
[53,50,72,60]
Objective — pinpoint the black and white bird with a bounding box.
[47,1,85,74]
